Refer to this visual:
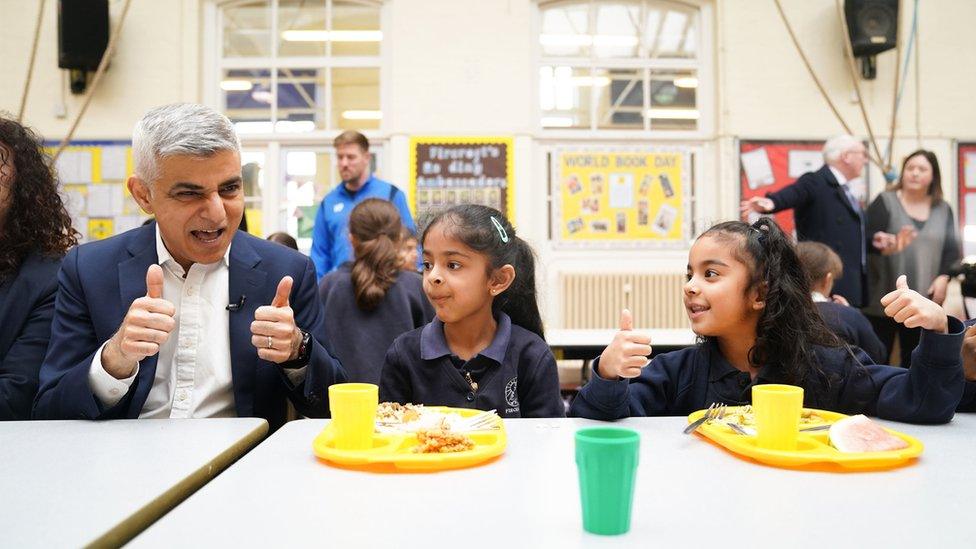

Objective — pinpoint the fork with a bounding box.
[683,403,725,435]
[461,410,500,431]
[725,423,832,436]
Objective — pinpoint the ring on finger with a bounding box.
[266,335,274,349]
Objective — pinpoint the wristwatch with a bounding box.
[282,329,312,369]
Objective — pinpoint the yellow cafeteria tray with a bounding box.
[313,406,506,472]
[688,407,923,470]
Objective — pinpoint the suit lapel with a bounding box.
[227,233,266,417]
[118,224,161,416]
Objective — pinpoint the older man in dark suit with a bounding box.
[741,135,870,307]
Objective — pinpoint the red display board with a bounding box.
[738,140,827,236]
[957,142,976,256]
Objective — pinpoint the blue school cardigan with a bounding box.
[570,317,968,424]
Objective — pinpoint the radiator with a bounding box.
[560,272,689,329]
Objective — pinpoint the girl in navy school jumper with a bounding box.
[380,205,565,418]
[318,199,435,385]
[570,218,969,424]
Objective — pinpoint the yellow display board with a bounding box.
[552,149,690,247]
[409,136,514,221]
[44,141,145,242]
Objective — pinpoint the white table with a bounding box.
[132,415,975,548]
[0,418,268,547]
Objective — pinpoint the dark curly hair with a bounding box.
[0,115,79,282]
[699,218,841,385]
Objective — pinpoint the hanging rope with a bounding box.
[52,0,134,163]
[883,1,902,176]
[913,2,921,147]
[772,0,854,136]
[17,0,47,122]
[883,0,920,173]
[834,0,886,171]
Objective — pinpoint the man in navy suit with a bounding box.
[33,104,346,429]
[741,135,870,307]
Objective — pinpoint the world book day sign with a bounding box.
[409,136,514,222]
[552,148,690,248]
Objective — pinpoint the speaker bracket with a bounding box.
[859,55,877,80]
[69,69,88,95]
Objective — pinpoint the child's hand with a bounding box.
[962,324,976,382]
[880,275,948,333]
[596,309,652,379]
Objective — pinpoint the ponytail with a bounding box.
[494,237,545,340]
[348,199,403,311]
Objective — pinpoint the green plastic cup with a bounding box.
[575,427,640,535]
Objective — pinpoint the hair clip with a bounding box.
[490,216,510,243]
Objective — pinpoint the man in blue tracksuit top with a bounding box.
[310,130,417,281]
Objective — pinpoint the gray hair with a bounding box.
[822,135,862,163]
[132,103,240,183]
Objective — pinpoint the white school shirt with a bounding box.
[88,226,236,418]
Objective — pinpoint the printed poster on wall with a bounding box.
[409,136,514,222]
[44,140,144,243]
[551,148,691,248]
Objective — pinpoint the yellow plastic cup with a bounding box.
[328,383,379,450]
[752,384,803,451]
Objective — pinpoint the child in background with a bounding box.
[570,218,971,424]
[399,227,419,272]
[380,205,565,417]
[267,231,298,250]
[796,241,887,364]
[319,199,434,385]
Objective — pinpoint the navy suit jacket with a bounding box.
[33,224,346,429]
[767,165,866,307]
[0,253,62,420]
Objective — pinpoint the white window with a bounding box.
[206,0,384,244]
[216,0,382,134]
[538,0,710,134]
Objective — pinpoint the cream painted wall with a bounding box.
[386,0,534,134]
[1,0,200,139]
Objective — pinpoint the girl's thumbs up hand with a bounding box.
[596,309,653,380]
[880,275,948,333]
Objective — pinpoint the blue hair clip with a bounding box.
[490,216,510,243]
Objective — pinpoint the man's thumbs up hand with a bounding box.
[252,276,303,363]
[102,264,176,379]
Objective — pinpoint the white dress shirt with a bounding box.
[88,226,236,418]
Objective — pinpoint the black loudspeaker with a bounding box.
[58,0,109,71]
[844,0,898,57]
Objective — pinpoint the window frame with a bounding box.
[204,0,385,140]
[533,0,715,140]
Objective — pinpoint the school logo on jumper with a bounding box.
[504,377,519,415]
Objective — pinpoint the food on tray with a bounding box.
[375,402,499,433]
[376,402,423,424]
[722,405,825,427]
[828,414,910,453]
[412,423,476,454]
